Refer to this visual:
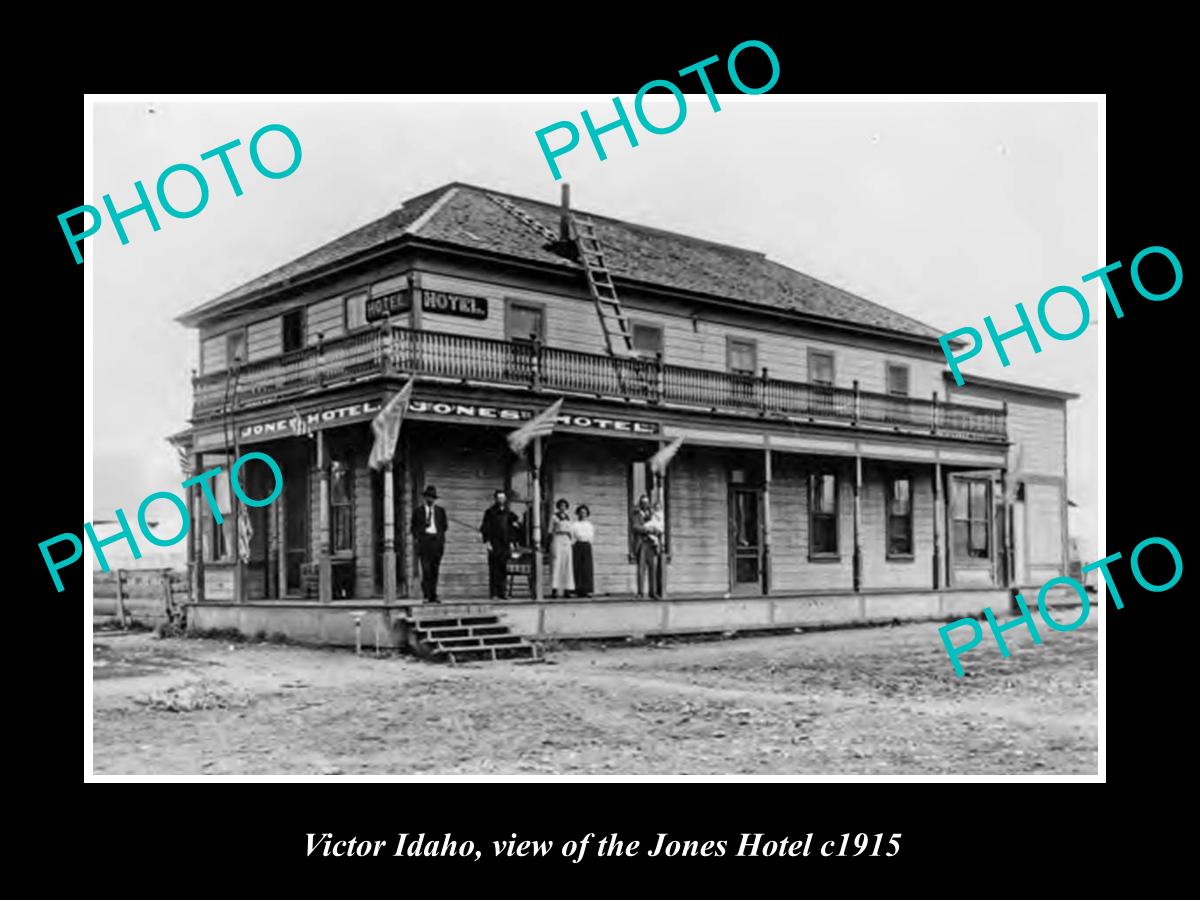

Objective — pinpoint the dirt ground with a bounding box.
[91,618,1098,775]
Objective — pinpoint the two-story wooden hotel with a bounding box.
[173,183,1076,646]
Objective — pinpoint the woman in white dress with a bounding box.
[549,498,576,598]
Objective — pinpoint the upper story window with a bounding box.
[631,321,664,357]
[506,300,545,343]
[226,329,247,367]
[282,309,305,353]
[345,292,368,331]
[809,349,835,386]
[886,363,910,397]
[727,337,758,375]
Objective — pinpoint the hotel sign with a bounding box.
[365,290,412,322]
[421,290,489,319]
[208,396,659,449]
[408,399,659,435]
[237,400,384,443]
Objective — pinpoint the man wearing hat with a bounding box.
[410,485,448,603]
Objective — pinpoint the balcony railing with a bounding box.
[192,325,1007,441]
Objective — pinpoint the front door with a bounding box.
[730,486,763,594]
[283,448,309,595]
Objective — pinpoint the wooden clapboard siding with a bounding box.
[307,296,345,344]
[544,439,637,596]
[769,454,854,591]
[667,449,729,594]
[414,436,507,599]
[1007,400,1066,477]
[1025,481,1063,567]
[201,335,225,375]
[860,463,934,590]
[247,316,282,362]
[416,272,947,396]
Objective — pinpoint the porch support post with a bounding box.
[276,476,287,597]
[852,454,863,592]
[191,452,205,604]
[654,453,668,600]
[533,437,544,602]
[932,461,942,590]
[317,430,332,603]
[762,442,773,595]
[383,461,397,603]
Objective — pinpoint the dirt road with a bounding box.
[91,618,1097,775]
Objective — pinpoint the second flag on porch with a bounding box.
[649,436,685,475]
[368,378,414,471]
[507,397,564,454]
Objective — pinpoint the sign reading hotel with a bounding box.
[365,289,489,323]
[421,290,488,319]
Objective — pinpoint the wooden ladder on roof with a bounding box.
[569,214,635,356]
[485,191,635,359]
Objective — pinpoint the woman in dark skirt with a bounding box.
[571,504,595,598]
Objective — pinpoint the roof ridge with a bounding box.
[451,182,769,259]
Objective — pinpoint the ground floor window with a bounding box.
[887,475,913,558]
[331,458,354,553]
[809,471,839,557]
[952,477,991,559]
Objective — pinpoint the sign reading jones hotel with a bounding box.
[237,398,660,441]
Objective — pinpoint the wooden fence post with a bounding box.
[115,569,128,629]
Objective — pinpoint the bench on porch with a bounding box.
[301,559,357,599]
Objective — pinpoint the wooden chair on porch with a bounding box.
[506,547,535,600]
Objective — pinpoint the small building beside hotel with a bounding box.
[171,182,1076,644]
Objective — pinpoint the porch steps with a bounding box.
[399,605,540,664]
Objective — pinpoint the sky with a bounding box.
[91,98,1099,568]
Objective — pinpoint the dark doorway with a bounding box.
[730,486,764,594]
[282,444,310,595]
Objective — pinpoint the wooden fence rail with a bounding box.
[93,568,189,628]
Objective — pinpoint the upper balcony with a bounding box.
[191,326,1008,442]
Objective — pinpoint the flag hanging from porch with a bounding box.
[288,404,314,438]
[649,436,685,475]
[507,397,564,454]
[368,378,414,471]
[173,442,193,479]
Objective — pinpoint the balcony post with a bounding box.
[931,391,939,435]
[852,380,861,426]
[316,332,325,388]
[531,334,543,391]
[381,315,395,376]
[654,351,665,404]
[759,366,769,415]
[1001,400,1009,439]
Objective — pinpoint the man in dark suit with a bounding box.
[479,489,522,600]
[410,485,448,603]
